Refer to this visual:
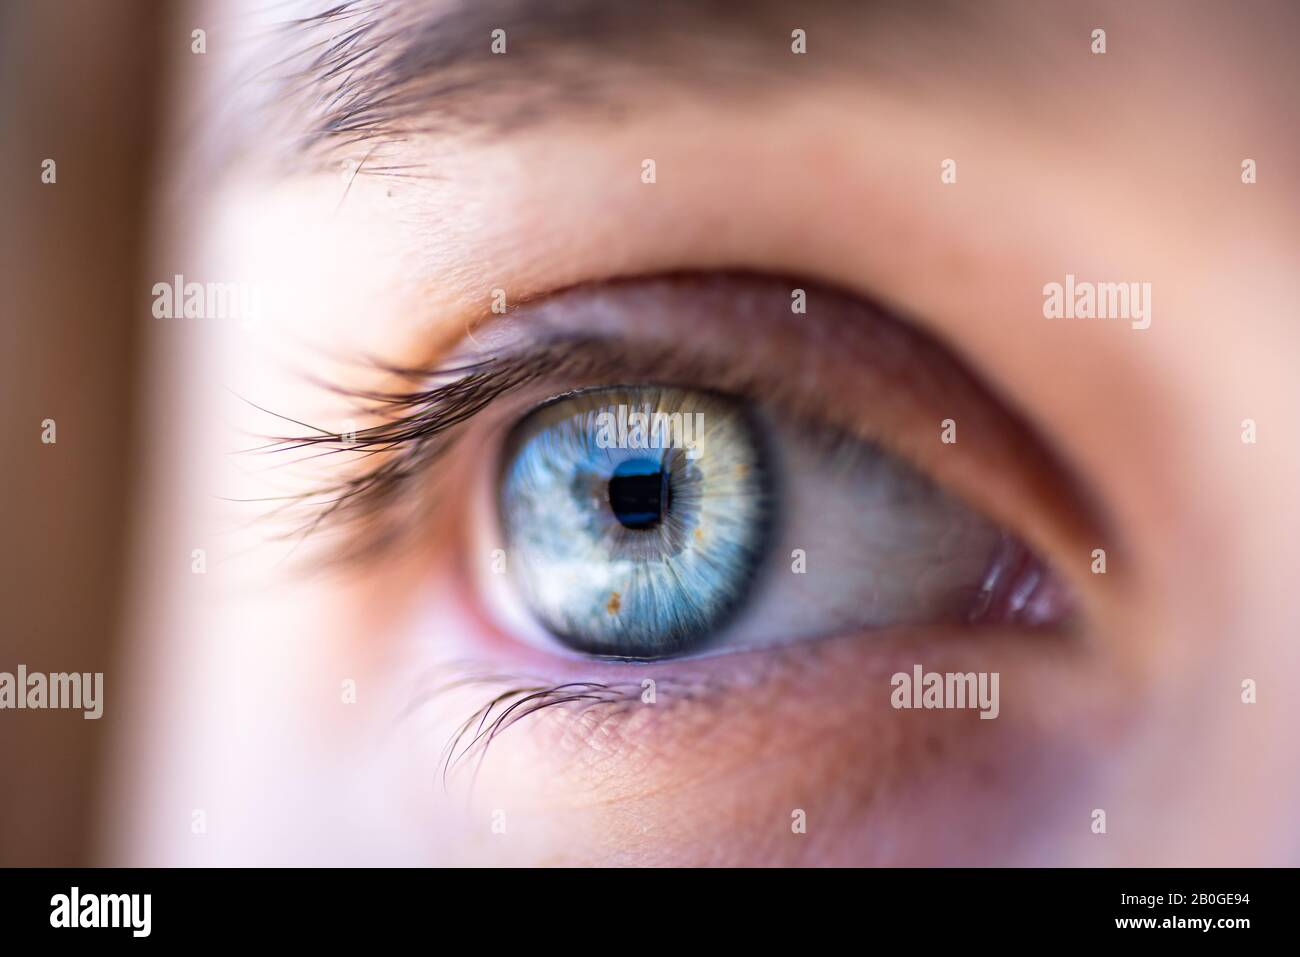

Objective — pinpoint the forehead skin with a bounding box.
[110,0,1300,864]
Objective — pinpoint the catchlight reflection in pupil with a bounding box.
[498,386,772,659]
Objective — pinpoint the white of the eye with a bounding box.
[710,430,1002,652]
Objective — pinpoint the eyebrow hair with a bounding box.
[243,0,962,168]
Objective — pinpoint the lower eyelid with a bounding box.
[417,620,1123,856]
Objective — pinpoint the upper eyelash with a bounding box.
[238,273,924,559]
[241,333,763,561]
[240,349,546,561]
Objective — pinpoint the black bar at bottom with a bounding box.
[0,867,1282,943]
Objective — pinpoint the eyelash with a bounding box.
[243,347,552,558]
[401,660,733,787]
[245,331,816,559]
[434,677,643,785]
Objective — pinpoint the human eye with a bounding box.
[264,275,1094,679]
[493,382,783,660]
[488,371,1064,663]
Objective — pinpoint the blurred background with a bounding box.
[0,0,162,865]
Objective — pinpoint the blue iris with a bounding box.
[498,386,773,658]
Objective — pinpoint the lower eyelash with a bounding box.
[438,680,636,788]
[397,667,715,788]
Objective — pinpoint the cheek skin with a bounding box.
[464,633,1132,866]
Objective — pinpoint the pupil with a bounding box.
[608,457,670,530]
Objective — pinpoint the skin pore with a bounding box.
[105,0,1299,865]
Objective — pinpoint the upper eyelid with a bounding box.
[510,276,1114,579]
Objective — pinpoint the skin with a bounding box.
[103,0,1299,865]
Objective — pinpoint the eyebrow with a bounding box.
[250,0,963,164]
